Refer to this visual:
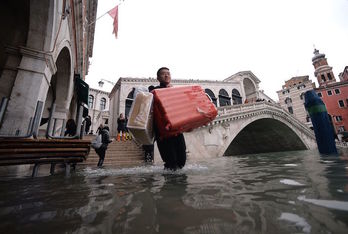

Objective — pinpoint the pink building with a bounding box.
[312,49,348,133]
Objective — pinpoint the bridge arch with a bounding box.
[223,118,307,156]
[183,102,316,159]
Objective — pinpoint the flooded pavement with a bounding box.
[0,149,348,233]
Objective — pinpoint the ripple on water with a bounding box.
[80,163,209,177]
[297,196,348,211]
[284,164,298,167]
[280,179,305,186]
[278,212,311,233]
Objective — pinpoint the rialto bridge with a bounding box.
[154,101,317,161]
[108,71,276,137]
[106,71,317,161]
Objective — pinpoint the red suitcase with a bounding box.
[152,85,218,139]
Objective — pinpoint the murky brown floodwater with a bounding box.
[1,149,348,233]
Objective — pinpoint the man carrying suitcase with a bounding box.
[149,67,187,170]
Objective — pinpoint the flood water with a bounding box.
[1,149,348,234]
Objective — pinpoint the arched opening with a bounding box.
[243,78,257,101]
[54,47,71,110]
[205,88,217,106]
[125,88,135,117]
[232,89,242,105]
[219,89,231,107]
[224,118,307,156]
[40,47,71,136]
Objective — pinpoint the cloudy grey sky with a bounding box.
[85,0,348,100]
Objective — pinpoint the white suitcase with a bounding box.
[127,91,154,145]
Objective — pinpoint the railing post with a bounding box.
[0,97,9,128]
[75,104,83,139]
[32,101,44,139]
[46,104,56,139]
[27,117,33,135]
[52,118,57,136]
[60,119,66,136]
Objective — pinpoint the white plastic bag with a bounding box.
[91,134,102,149]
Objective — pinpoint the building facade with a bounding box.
[108,71,275,137]
[338,66,348,82]
[312,49,348,134]
[0,0,98,136]
[88,88,110,134]
[277,76,315,127]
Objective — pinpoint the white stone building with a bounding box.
[108,70,276,137]
[0,0,98,136]
[88,88,110,134]
[276,76,315,127]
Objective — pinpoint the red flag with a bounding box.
[108,6,118,38]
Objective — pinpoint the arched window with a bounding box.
[125,88,135,117]
[285,97,292,104]
[205,89,217,106]
[300,93,305,103]
[232,89,242,105]
[88,95,94,108]
[218,89,231,107]
[100,98,106,110]
[285,97,292,113]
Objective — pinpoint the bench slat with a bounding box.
[0,138,91,143]
[0,138,91,168]
[0,148,89,154]
[0,143,91,148]
[0,157,84,166]
[0,152,87,160]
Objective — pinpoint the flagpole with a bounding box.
[87,0,124,27]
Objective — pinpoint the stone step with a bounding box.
[82,159,146,166]
[81,161,145,167]
[86,156,143,160]
[88,151,143,156]
[82,138,146,167]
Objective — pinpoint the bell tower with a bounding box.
[312,49,336,87]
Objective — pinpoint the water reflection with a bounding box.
[0,150,348,233]
[323,149,348,226]
[0,174,91,233]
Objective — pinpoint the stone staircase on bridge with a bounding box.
[81,136,145,167]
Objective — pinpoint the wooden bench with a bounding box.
[0,138,91,177]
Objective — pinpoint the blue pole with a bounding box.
[304,90,337,155]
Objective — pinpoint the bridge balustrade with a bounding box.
[214,101,314,138]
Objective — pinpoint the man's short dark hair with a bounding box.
[157,67,169,78]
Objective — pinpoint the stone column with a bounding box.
[0,46,22,99]
[0,47,56,135]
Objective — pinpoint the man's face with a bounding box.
[157,69,171,86]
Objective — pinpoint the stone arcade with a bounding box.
[0,0,98,137]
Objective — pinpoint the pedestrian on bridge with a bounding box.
[116,113,127,141]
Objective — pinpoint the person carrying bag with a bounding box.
[92,125,113,167]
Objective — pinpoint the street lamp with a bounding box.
[98,80,104,87]
[98,79,116,88]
